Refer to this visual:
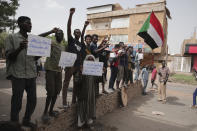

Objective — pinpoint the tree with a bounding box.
[0,32,8,58]
[0,0,19,33]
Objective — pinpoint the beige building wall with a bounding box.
[86,1,168,56]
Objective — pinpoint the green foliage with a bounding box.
[0,32,8,49]
[0,0,19,32]
[170,73,197,85]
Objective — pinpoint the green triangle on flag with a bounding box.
[138,11,164,49]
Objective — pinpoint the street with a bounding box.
[0,64,197,131]
[96,82,197,131]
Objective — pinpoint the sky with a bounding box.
[15,0,197,54]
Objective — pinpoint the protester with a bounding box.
[130,46,136,66]
[42,29,64,121]
[81,21,90,54]
[151,65,158,90]
[77,55,97,128]
[84,35,92,55]
[192,88,197,108]
[158,61,170,103]
[90,35,108,96]
[141,65,149,95]
[36,58,42,76]
[125,46,134,85]
[5,16,56,128]
[98,40,110,94]
[116,42,128,89]
[108,44,120,91]
[90,34,108,60]
[134,48,143,82]
[62,8,86,107]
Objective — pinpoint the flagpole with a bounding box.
[165,44,168,63]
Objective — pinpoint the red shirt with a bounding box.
[112,51,119,67]
[151,68,157,80]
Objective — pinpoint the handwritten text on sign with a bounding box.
[27,34,51,57]
[82,61,103,76]
[58,52,77,68]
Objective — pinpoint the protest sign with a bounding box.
[110,52,116,58]
[82,61,103,76]
[27,34,51,57]
[58,51,77,68]
[138,53,144,60]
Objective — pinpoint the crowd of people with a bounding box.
[4,8,171,129]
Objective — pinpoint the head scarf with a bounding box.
[85,55,96,61]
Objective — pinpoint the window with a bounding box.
[110,35,128,44]
[91,22,110,30]
[111,17,129,28]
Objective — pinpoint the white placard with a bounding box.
[27,34,51,57]
[138,53,144,60]
[82,61,103,76]
[110,52,116,58]
[58,51,77,68]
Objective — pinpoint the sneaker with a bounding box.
[191,105,197,109]
[112,88,115,91]
[108,88,114,93]
[78,116,85,128]
[49,111,59,118]
[87,119,93,125]
[63,104,68,109]
[22,121,37,129]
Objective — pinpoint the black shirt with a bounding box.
[98,45,109,68]
[90,42,98,58]
[67,36,85,67]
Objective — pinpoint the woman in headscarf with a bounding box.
[77,55,97,128]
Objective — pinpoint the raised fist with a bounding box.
[51,27,59,33]
[70,8,75,14]
[85,21,89,26]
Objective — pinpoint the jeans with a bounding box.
[62,67,77,105]
[109,66,118,89]
[143,79,148,94]
[134,62,140,81]
[193,88,197,105]
[10,77,36,122]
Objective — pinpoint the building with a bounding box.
[178,29,197,72]
[86,0,170,66]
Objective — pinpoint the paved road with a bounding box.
[0,64,197,131]
[96,83,197,131]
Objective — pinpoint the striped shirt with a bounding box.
[158,67,170,82]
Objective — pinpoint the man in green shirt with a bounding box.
[42,29,64,121]
[5,16,57,128]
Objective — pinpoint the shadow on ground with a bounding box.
[166,96,186,106]
[94,91,196,131]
